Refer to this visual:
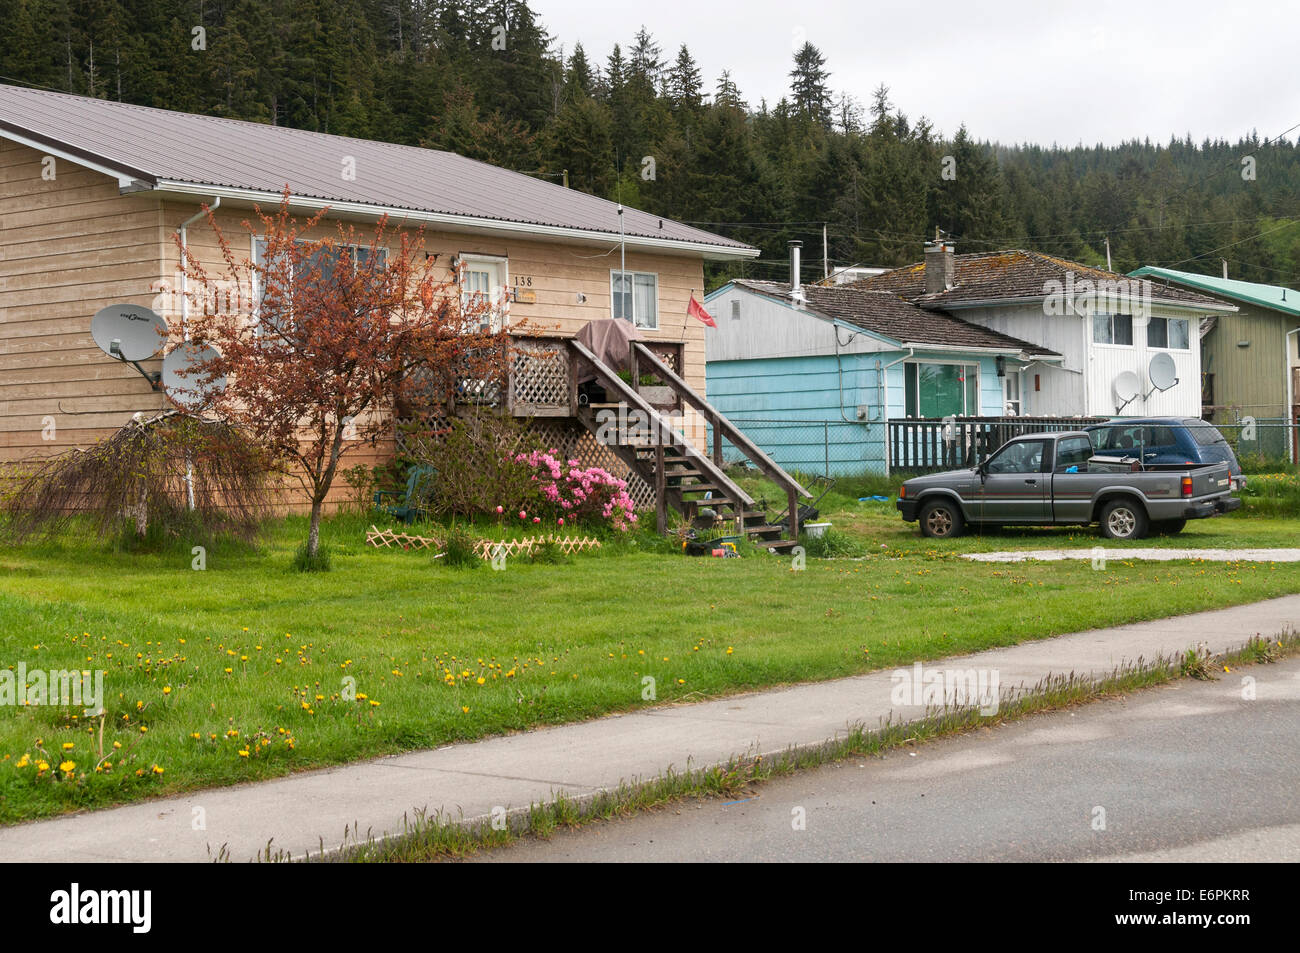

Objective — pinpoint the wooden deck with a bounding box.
[496,333,685,418]
[404,331,811,544]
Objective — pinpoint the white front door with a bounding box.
[1003,371,1022,416]
[462,257,506,331]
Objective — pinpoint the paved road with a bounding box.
[477,656,1300,863]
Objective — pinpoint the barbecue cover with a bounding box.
[574,318,645,384]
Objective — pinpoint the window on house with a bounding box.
[1092,313,1133,345]
[1147,317,1189,349]
[904,362,979,418]
[253,239,388,333]
[611,270,658,329]
[730,299,741,320]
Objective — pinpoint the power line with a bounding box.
[1157,219,1300,270]
[0,73,74,94]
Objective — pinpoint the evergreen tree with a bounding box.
[666,44,703,113]
[566,42,593,98]
[789,42,831,126]
[627,26,663,91]
[708,74,742,116]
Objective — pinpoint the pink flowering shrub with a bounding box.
[514,448,638,531]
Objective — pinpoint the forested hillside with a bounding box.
[3,0,1299,287]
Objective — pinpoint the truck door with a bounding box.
[1049,435,1095,522]
[977,438,1051,522]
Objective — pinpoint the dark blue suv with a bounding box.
[1085,418,1245,489]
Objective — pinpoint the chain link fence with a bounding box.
[708,417,886,479]
[1204,405,1298,468]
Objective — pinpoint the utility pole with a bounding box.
[1104,236,1112,272]
[823,223,829,280]
[1222,258,1229,279]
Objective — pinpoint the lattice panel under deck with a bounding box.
[644,343,681,376]
[510,341,571,410]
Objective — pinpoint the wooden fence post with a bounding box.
[654,439,667,535]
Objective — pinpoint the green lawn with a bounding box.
[1,501,1298,824]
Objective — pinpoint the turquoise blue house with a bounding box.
[704,277,1062,475]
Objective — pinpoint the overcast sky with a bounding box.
[533,0,1300,147]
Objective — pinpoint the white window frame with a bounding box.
[1002,369,1023,416]
[904,358,980,418]
[1146,316,1190,351]
[251,236,388,332]
[1092,312,1134,347]
[610,269,659,330]
[459,253,510,332]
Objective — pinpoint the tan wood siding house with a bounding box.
[0,83,757,511]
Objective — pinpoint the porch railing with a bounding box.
[497,334,685,417]
[888,416,1107,473]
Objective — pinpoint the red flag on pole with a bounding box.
[687,294,716,328]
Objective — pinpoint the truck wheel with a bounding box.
[1151,518,1187,535]
[1100,499,1148,540]
[919,499,965,538]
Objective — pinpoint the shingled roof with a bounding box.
[0,83,755,259]
[856,249,1229,309]
[732,280,1061,357]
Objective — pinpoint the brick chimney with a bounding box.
[924,237,955,294]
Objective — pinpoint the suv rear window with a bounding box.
[1091,425,1176,451]
[1184,420,1227,446]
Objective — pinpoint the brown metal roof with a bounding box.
[0,83,755,257]
[733,280,1061,357]
[856,249,1225,307]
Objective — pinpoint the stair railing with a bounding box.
[568,340,755,533]
[632,342,812,538]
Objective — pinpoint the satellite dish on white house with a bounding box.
[162,343,224,411]
[1112,370,1141,413]
[91,304,168,363]
[1113,371,1141,402]
[1148,352,1178,392]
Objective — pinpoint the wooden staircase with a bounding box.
[568,339,811,552]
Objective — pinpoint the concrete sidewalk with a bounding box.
[3,595,1297,862]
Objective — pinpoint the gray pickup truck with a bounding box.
[896,431,1241,540]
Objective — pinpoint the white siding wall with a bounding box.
[954,302,1204,418]
[1085,306,1202,417]
[704,287,896,363]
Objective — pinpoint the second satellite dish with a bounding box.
[1112,370,1141,402]
[1149,352,1178,392]
[91,304,168,363]
[162,343,225,411]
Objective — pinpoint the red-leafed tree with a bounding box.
[176,193,511,564]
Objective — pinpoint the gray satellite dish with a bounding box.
[91,304,168,363]
[1112,370,1141,402]
[1112,370,1141,413]
[1148,352,1178,392]
[162,343,224,411]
